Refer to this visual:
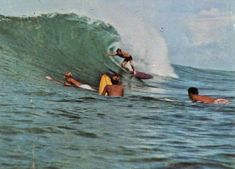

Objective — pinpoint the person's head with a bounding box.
[188,87,199,99]
[111,73,120,85]
[64,72,73,78]
[116,48,122,55]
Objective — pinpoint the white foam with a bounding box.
[82,2,178,77]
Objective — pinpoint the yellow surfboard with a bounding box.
[99,74,112,95]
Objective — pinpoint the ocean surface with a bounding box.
[0,14,235,169]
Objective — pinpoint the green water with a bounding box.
[0,14,235,169]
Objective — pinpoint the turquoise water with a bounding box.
[0,14,235,169]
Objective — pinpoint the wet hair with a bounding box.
[116,48,121,53]
[188,87,199,95]
[111,73,120,85]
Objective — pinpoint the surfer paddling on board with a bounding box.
[188,87,229,104]
[63,72,95,91]
[102,73,124,97]
[46,72,95,91]
[64,72,81,87]
[108,48,136,74]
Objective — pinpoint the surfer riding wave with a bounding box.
[108,48,136,74]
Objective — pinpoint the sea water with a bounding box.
[0,14,235,169]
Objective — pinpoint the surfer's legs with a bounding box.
[129,60,135,72]
[121,60,135,73]
[121,61,128,68]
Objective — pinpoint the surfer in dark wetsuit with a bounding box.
[108,48,136,74]
[102,73,124,97]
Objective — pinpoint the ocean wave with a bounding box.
[0,13,120,85]
[0,13,178,87]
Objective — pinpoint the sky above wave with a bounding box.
[1,0,235,71]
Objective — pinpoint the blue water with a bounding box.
[0,14,235,169]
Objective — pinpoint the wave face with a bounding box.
[0,13,121,85]
[0,13,176,86]
[92,7,177,77]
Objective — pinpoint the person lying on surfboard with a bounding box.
[102,73,124,97]
[108,48,136,74]
[64,72,80,87]
[188,87,229,104]
[46,72,95,91]
[63,72,95,91]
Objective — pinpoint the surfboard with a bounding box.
[46,76,95,91]
[133,71,153,79]
[121,62,153,80]
[99,74,112,95]
[80,84,96,91]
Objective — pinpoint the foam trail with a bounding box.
[107,14,177,77]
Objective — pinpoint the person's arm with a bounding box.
[68,78,81,88]
[121,87,124,96]
[194,95,229,104]
[194,95,216,104]
[102,85,110,96]
[107,52,117,56]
